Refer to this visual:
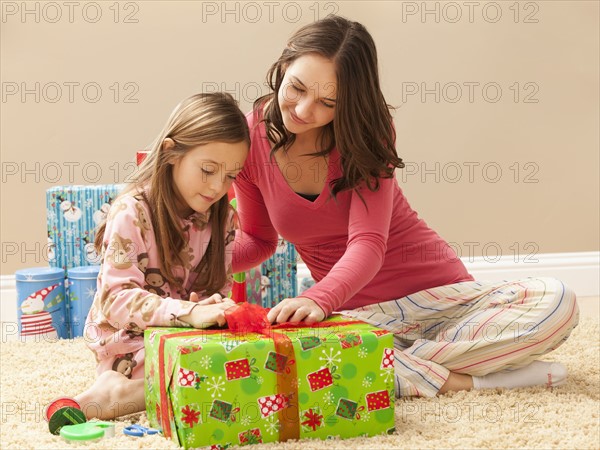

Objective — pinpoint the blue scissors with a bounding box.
[123,423,161,437]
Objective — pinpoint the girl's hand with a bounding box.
[189,292,227,305]
[267,297,325,324]
[179,299,236,329]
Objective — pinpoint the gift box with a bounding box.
[145,315,395,448]
[46,185,124,271]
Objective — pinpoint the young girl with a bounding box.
[232,16,579,397]
[47,92,249,429]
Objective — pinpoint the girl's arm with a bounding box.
[95,197,219,331]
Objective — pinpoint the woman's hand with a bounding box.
[179,296,235,329]
[267,297,325,324]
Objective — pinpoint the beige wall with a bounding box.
[1,1,598,274]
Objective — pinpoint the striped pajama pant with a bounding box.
[340,277,579,397]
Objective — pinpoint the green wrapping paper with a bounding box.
[145,316,396,448]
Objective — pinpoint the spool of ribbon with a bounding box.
[44,397,87,435]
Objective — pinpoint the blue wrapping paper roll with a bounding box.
[46,185,124,271]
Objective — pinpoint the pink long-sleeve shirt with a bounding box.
[233,110,473,316]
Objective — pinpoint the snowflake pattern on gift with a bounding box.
[241,415,252,427]
[319,348,341,368]
[358,347,368,359]
[256,376,264,385]
[200,354,212,370]
[322,391,335,406]
[361,411,371,423]
[264,415,281,435]
[185,432,196,447]
[362,375,374,388]
[382,367,395,384]
[206,376,225,398]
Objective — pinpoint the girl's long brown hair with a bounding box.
[95,92,250,295]
[255,15,404,197]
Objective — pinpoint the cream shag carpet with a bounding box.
[1,317,598,450]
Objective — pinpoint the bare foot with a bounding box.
[74,371,145,420]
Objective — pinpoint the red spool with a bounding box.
[45,397,81,422]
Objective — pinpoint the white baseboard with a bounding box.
[2,252,598,336]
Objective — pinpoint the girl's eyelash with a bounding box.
[322,102,335,109]
[201,168,214,175]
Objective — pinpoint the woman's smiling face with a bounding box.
[277,53,337,138]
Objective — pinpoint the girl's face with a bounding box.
[171,141,248,216]
[277,54,337,139]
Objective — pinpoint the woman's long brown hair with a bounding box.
[95,92,250,295]
[255,15,404,198]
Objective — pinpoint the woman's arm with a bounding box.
[232,166,279,273]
